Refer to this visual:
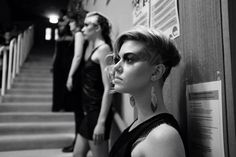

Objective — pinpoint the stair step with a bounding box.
[0,134,74,151]
[16,73,52,78]
[14,76,52,82]
[0,122,74,135]
[13,81,52,87]
[0,112,74,123]
[7,88,52,95]
[19,67,52,72]
[25,59,53,63]
[14,76,52,81]
[0,149,73,157]
[2,94,52,102]
[0,102,51,112]
[22,63,52,68]
[19,72,51,77]
[20,68,51,73]
[1,102,51,106]
[0,47,75,152]
[14,79,52,85]
[12,83,52,90]
[25,58,53,62]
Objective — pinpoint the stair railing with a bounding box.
[0,25,34,98]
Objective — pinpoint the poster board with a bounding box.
[132,0,150,27]
[186,80,225,157]
[150,0,180,39]
[132,0,180,39]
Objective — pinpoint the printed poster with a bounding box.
[186,80,225,157]
[150,0,180,39]
[132,0,150,27]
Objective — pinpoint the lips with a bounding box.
[113,76,122,84]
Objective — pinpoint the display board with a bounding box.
[186,81,225,157]
[132,0,150,27]
[132,0,180,39]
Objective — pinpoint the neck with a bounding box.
[90,33,104,47]
[92,38,105,48]
[132,86,168,125]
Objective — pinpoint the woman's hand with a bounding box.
[66,77,73,91]
[93,123,105,145]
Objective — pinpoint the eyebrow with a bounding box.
[115,52,149,63]
[119,51,149,59]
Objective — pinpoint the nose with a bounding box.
[81,27,85,33]
[114,62,123,74]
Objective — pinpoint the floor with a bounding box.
[0,149,72,157]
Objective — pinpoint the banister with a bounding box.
[0,46,9,96]
[0,25,34,97]
[7,39,15,89]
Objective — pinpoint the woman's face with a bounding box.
[82,15,98,40]
[69,21,76,32]
[113,40,154,94]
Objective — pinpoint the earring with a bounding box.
[151,87,158,112]
[151,75,158,81]
[130,95,135,107]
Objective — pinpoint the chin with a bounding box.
[114,85,128,93]
[114,85,122,92]
[83,36,88,40]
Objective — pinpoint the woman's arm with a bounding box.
[66,32,85,91]
[93,45,113,145]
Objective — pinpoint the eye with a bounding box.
[123,54,139,64]
[83,23,89,27]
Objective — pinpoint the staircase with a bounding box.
[0,46,75,152]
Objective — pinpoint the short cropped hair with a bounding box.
[114,26,181,82]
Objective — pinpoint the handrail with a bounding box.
[7,39,15,89]
[0,25,34,98]
[0,46,8,96]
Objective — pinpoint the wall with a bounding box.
[83,0,133,42]
[176,0,224,132]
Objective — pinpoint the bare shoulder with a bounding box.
[96,44,111,59]
[132,124,186,157]
[75,31,83,37]
[97,44,111,53]
[147,123,179,140]
[75,32,84,43]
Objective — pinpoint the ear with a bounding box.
[151,64,166,81]
[95,24,101,32]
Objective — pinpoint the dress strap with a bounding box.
[88,43,106,60]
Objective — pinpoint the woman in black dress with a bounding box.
[73,12,113,157]
[52,13,74,112]
[108,26,187,157]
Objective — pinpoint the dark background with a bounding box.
[8,0,69,21]
[0,0,70,45]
